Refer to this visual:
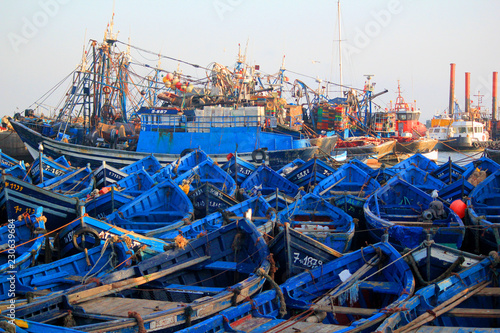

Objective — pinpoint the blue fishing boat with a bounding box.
[467,169,500,252]
[0,319,83,332]
[84,188,133,220]
[396,164,446,193]
[281,239,415,332]
[278,193,355,253]
[438,176,475,203]
[241,164,302,199]
[364,177,465,251]
[347,157,374,174]
[3,163,32,183]
[11,106,336,170]
[389,152,438,173]
[189,182,239,219]
[30,153,73,184]
[284,157,336,191]
[0,148,21,169]
[1,173,81,231]
[369,163,397,185]
[153,148,213,184]
[313,163,380,218]
[463,155,500,179]
[0,240,130,301]
[431,157,468,184]
[404,237,484,288]
[107,178,194,233]
[269,222,343,281]
[111,168,156,197]
[37,165,95,199]
[57,213,169,258]
[375,252,500,333]
[152,195,277,239]
[220,153,257,185]
[119,153,162,176]
[11,218,271,333]
[172,159,237,198]
[264,190,296,212]
[92,160,128,189]
[0,207,45,274]
[276,158,305,177]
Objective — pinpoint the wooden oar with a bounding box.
[68,255,210,305]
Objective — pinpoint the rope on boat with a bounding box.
[405,252,465,286]
[128,311,147,333]
[256,267,287,317]
[81,238,117,284]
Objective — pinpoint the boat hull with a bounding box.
[395,138,438,154]
[11,120,329,169]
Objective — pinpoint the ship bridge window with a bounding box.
[458,127,467,134]
[440,128,447,133]
[474,126,482,133]
[467,127,473,133]
[398,114,407,120]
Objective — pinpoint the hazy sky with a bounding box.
[1,0,498,121]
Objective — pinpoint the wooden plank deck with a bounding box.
[79,297,182,318]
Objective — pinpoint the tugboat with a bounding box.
[387,81,437,154]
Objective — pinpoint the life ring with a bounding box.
[72,227,101,252]
[181,148,195,157]
[103,86,111,94]
[252,149,267,163]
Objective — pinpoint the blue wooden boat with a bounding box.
[404,237,484,288]
[57,212,169,258]
[276,158,305,177]
[119,153,162,176]
[153,148,213,184]
[241,164,302,199]
[1,173,81,231]
[29,153,73,184]
[284,157,336,191]
[220,153,257,185]
[281,239,415,332]
[432,157,468,184]
[0,319,83,332]
[347,157,374,174]
[152,195,277,239]
[375,252,500,333]
[395,164,446,193]
[369,163,397,185]
[438,176,474,203]
[93,160,128,189]
[84,188,134,220]
[38,165,95,199]
[0,240,130,301]
[173,159,237,197]
[313,163,380,218]
[111,168,156,197]
[264,190,296,212]
[11,218,271,333]
[3,163,32,183]
[189,182,239,219]
[364,177,465,251]
[278,193,355,253]
[389,152,439,173]
[467,169,500,252]
[0,148,21,169]
[269,222,343,281]
[0,207,45,273]
[463,155,500,179]
[107,178,194,233]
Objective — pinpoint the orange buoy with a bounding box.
[166,73,174,81]
[175,81,182,90]
[450,199,466,219]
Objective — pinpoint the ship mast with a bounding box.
[337,0,343,96]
